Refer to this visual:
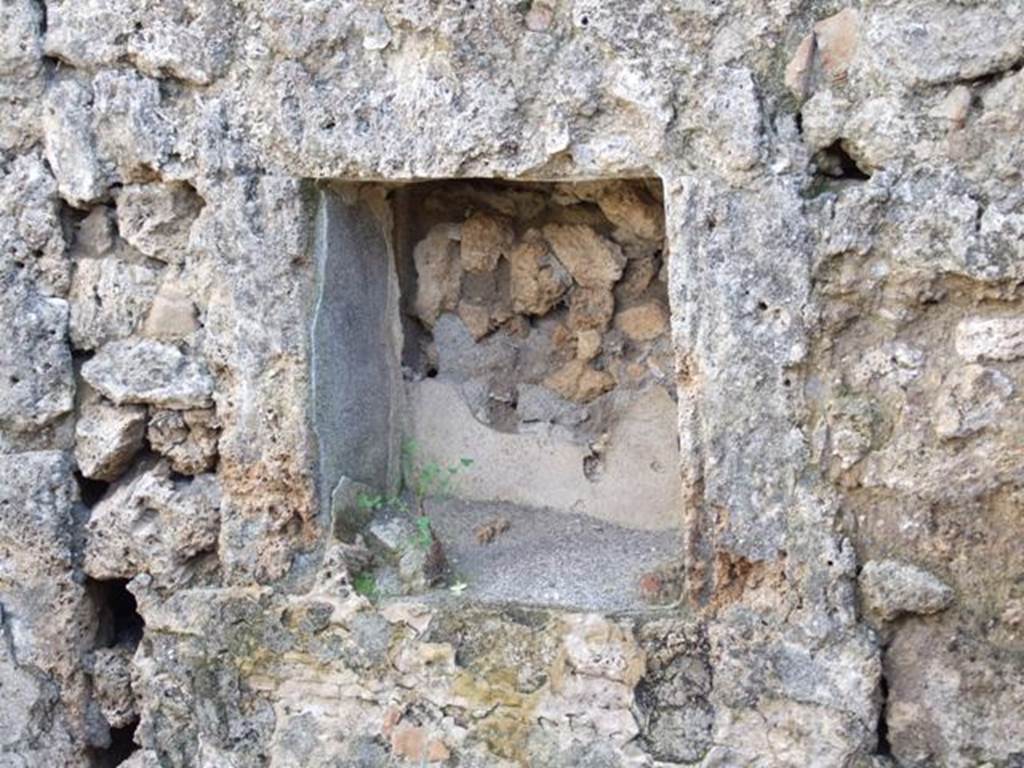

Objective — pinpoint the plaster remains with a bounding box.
[2,0,1024,767]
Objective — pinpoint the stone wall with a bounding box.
[1,0,1022,766]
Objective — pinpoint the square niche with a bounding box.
[313,178,683,611]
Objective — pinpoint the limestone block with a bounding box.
[614,300,669,342]
[84,462,221,588]
[92,69,177,182]
[0,151,68,297]
[594,182,664,242]
[507,236,570,315]
[885,622,1024,767]
[544,359,615,403]
[412,223,462,326]
[43,0,134,69]
[147,409,219,475]
[0,283,74,434]
[542,224,625,288]
[92,646,136,729]
[785,9,860,100]
[75,399,147,481]
[82,338,214,409]
[955,317,1024,362]
[459,211,514,273]
[933,364,1014,440]
[114,182,204,265]
[567,285,615,333]
[859,560,953,623]
[616,255,659,302]
[68,252,162,351]
[42,76,109,206]
[141,275,199,341]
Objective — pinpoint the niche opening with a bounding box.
[313,179,684,610]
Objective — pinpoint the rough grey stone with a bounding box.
[68,249,162,351]
[955,317,1024,362]
[859,560,954,623]
[0,451,95,758]
[81,338,214,409]
[74,398,147,481]
[84,462,221,590]
[42,75,110,206]
[933,364,1015,440]
[91,646,136,729]
[114,182,203,265]
[0,151,68,297]
[147,409,219,476]
[0,280,74,435]
[5,0,1024,764]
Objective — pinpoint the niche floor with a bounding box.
[424,498,679,611]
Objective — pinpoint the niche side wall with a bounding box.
[311,185,404,528]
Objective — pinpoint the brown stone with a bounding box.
[390,724,450,763]
[785,8,860,99]
[456,300,493,340]
[616,254,659,301]
[568,286,615,333]
[575,329,602,361]
[542,223,625,288]
[75,399,147,481]
[614,300,669,342]
[148,409,220,475]
[413,223,462,326]
[142,275,198,340]
[544,359,615,402]
[460,211,514,273]
[507,236,571,315]
[595,182,664,242]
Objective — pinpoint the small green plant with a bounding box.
[401,439,473,517]
[356,489,409,515]
[413,514,433,550]
[352,572,378,599]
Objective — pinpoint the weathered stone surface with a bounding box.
[84,462,220,590]
[147,409,219,476]
[594,182,665,243]
[92,646,136,729]
[614,300,669,342]
[0,451,95,759]
[542,224,625,289]
[115,182,204,264]
[933,364,1014,440]
[5,0,1024,764]
[785,9,860,101]
[82,338,214,409]
[544,359,615,403]
[0,279,74,435]
[885,620,1024,768]
[412,223,462,327]
[75,398,147,481]
[460,211,514,273]
[567,285,615,333]
[42,75,109,206]
[508,235,571,315]
[859,560,954,623]
[44,0,237,85]
[68,249,162,351]
[955,317,1024,362]
[141,273,199,340]
[0,151,68,297]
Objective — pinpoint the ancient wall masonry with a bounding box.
[2,0,1024,766]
